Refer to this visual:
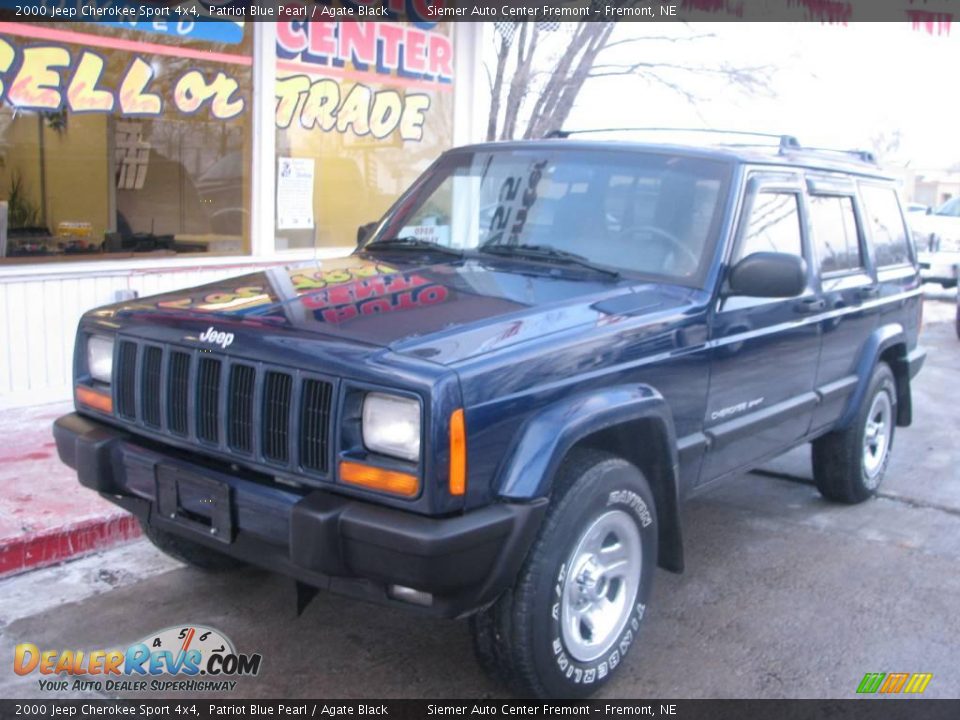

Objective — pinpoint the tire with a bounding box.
[140,521,246,572]
[470,448,657,698]
[812,362,897,504]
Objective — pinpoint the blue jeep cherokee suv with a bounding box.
[55,132,926,698]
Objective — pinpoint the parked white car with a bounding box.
[914,197,960,288]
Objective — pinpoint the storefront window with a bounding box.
[0,21,253,262]
[274,21,455,251]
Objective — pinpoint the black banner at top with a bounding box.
[0,0,956,24]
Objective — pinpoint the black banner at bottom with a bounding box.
[2,700,960,720]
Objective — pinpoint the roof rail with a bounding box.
[546,127,801,151]
[784,146,878,165]
[546,127,878,165]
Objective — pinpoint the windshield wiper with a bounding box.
[363,236,464,257]
[479,243,620,278]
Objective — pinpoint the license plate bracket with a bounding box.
[156,465,233,544]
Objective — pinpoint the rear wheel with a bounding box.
[470,448,657,698]
[812,363,897,503]
[140,521,245,572]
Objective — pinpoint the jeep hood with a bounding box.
[106,254,692,365]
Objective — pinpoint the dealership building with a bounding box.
[0,19,482,407]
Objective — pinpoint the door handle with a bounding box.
[858,286,880,299]
[794,298,826,314]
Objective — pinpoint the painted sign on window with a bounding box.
[276,21,453,84]
[0,39,246,119]
[0,21,451,142]
[275,21,452,141]
[92,19,246,45]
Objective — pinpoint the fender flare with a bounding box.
[496,385,684,572]
[836,323,907,430]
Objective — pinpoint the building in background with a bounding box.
[908,169,960,209]
[0,19,482,406]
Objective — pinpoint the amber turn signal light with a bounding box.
[449,408,467,496]
[75,386,112,414]
[339,460,419,498]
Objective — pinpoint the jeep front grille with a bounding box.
[196,357,222,445]
[263,370,293,464]
[227,364,256,453]
[116,341,138,420]
[168,351,191,436]
[141,346,163,428]
[300,378,333,473]
[111,340,335,483]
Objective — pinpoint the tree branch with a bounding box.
[493,22,776,140]
[600,33,716,50]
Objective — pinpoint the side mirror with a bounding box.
[357,221,377,246]
[926,207,933,215]
[728,252,807,298]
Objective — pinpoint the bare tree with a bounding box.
[485,22,775,141]
[869,129,903,163]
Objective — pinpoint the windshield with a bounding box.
[934,197,960,217]
[369,149,732,283]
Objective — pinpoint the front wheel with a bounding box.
[812,362,897,503]
[470,449,657,698]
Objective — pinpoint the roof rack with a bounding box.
[546,127,801,151]
[545,127,877,165]
[788,146,878,164]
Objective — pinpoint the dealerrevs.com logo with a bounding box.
[14,625,262,693]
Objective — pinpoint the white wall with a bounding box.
[453,23,488,147]
[0,251,348,409]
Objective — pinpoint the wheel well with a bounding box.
[879,343,912,426]
[573,419,684,573]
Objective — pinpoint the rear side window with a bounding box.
[808,195,862,274]
[860,185,911,267]
[736,192,803,260]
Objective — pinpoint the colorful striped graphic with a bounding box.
[857,672,933,694]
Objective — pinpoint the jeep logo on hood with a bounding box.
[198,326,234,349]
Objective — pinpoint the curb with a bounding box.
[0,514,142,579]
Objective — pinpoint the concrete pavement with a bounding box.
[1,292,957,700]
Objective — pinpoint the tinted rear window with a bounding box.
[809,195,863,274]
[859,185,911,267]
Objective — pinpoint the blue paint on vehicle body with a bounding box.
[67,139,925,565]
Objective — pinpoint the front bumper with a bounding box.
[54,413,546,618]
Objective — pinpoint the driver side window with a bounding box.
[736,192,803,261]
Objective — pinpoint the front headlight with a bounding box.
[87,335,115,384]
[362,392,421,462]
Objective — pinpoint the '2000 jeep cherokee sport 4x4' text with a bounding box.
[56,131,926,698]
